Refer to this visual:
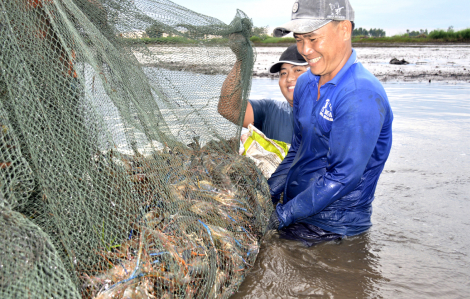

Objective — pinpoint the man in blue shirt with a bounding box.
[266,0,393,246]
[218,44,308,143]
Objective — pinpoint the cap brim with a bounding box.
[269,61,309,74]
[273,19,332,37]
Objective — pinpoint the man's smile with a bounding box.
[309,56,322,64]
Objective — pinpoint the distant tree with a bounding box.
[251,26,268,36]
[352,27,368,37]
[146,23,164,38]
[369,28,385,37]
[252,26,269,39]
[352,27,385,37]
[447,26,454,32]
[404,29,428,37]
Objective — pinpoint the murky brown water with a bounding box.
[232,82,470,299]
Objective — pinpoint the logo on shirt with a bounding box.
[327,3,345,19]
[320,99,333,121]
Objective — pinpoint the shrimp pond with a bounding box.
[231,80,470,299]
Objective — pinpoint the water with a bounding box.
[232,80,470,299]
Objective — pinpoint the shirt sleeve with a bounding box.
[249,99,267,131]
[276,89,388,228]
[267,95,302,198]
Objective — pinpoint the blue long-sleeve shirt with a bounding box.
[268,49,393,236]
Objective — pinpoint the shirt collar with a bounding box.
[307,48,358,86]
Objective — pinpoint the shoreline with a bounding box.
[252,44,470,82]
[351,42,470,48]
[253,42,470,48]
[134,44,470,83]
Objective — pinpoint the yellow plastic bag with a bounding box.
[240,124,290,178]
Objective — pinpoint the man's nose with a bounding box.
[287,72,295,82]
[298,42,314,57]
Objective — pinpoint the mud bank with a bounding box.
[253,45,470,83]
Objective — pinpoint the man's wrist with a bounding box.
[276,203,290,229]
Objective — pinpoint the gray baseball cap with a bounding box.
[273,0,355,37]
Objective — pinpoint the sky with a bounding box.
[173,0,469,36]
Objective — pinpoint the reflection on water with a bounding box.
[233,233,384,299]
[383,83,470,120]
[233,80,470,299]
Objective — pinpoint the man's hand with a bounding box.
[218,31,253,125]
[228,32,249,61]
[271,194,281,205]
[266,209,281,231]
[268,174,286,205]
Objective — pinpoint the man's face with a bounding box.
[294,22,349,81]
[279,63,308,106]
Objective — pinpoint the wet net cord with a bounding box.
[0,0,272,298]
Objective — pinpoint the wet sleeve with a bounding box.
[267,98,302,199]
[276,90,387,228]
[249,99,267,131]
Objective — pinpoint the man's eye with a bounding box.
[280,72,287,76]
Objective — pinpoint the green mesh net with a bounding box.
[0,205,81,299]
[0,0,272,298]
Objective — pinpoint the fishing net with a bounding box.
[0,204,81,299]
[0,0,272,298]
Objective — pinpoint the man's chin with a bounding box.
[309,68,321,75]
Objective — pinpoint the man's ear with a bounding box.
[341,20,352,41]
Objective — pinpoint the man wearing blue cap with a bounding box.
[266,0,394,246]
[219,45,308,144]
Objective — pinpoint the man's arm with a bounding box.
[276,90,388,228]
[267,85,304,203]
[218,57,254,127]
[267,127,300,203]
[218,33,254,127]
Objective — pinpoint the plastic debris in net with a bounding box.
[0,0,272,298]
[241,124,290,179]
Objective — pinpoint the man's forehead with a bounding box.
[280,63,305,70]
[294,31,320,38]
[293,22,338,38]
[280,63,294,70]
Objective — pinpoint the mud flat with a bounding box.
[133,44,470,82]
[253,44,470,83]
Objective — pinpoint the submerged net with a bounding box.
[0,0,272,298]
